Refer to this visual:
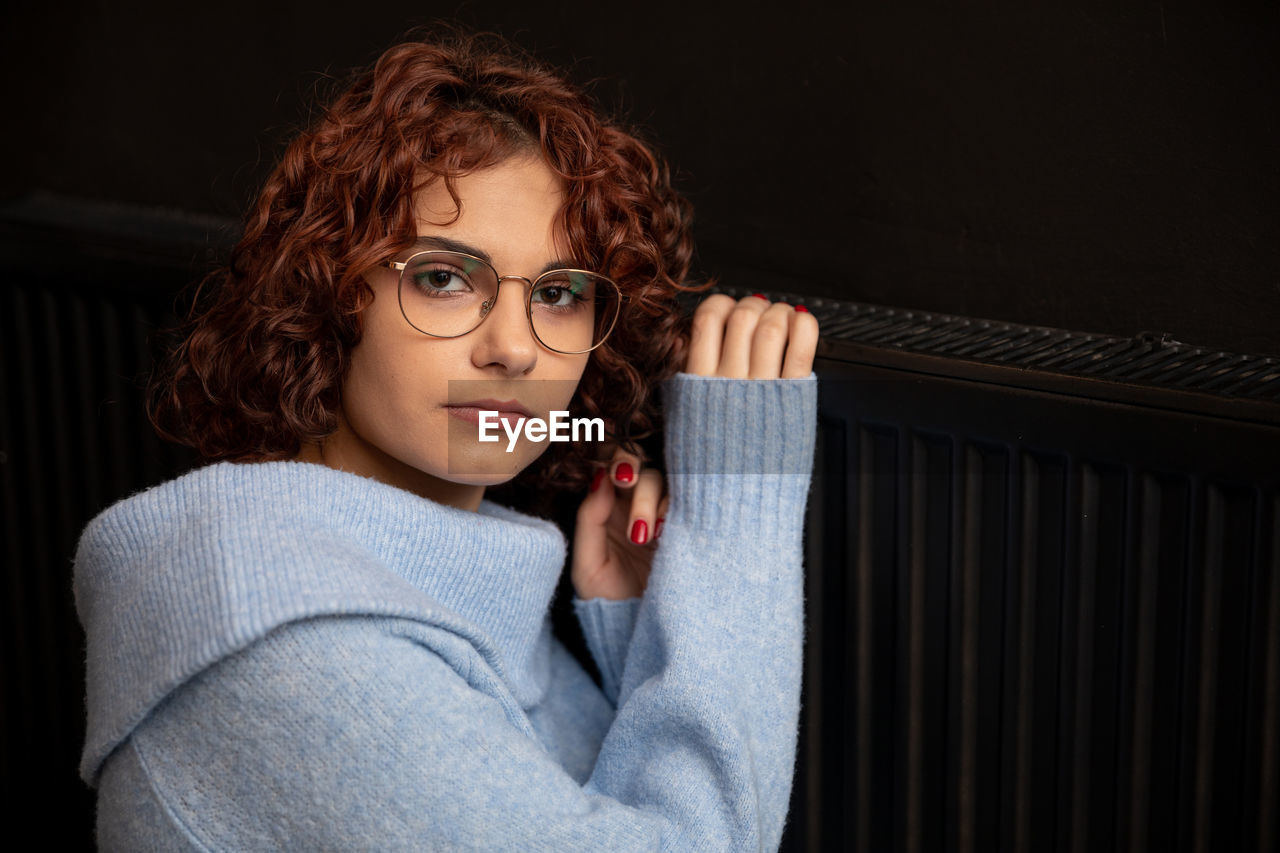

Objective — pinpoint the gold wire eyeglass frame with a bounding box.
[385,249,623,355]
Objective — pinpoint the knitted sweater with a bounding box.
[74,373,817,851]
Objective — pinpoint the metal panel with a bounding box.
[785,331,1280,852]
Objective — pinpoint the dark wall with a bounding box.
[2,0,1277,355]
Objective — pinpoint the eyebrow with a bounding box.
[412,236,580,276]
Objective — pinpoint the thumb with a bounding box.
[572,468,616,587]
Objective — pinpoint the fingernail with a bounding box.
[615,462,634,484]
[655,517,665,538]
[751,293,768,300]
[630,519,648,544]
[795,305,809,313]
[590,468,606,492]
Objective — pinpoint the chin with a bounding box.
[443,446,542,484]
[440,467,522,487]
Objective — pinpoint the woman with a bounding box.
[74,28,819,851]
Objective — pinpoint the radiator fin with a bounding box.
[1,278,192,834]
[803,411,1280,852]
[721,290,1280,402]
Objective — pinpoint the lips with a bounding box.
[448,398,535,418]
[444,398,537,427]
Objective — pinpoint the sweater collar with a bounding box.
[102,460,566,704]
[75,460,567,784]
[263,461,567,702]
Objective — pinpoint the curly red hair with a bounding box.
[150,27,704,495]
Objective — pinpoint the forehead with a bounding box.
[413,157,568,262]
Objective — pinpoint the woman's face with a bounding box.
[304,156,591,510]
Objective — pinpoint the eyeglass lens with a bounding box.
[397,251,619,353]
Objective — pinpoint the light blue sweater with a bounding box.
[74,373,817,851]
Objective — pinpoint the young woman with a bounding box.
[74,28,819,851]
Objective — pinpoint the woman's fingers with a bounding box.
[609,448,643,488]
[655,494,670,540]
[718,295,770,378]
[626,468,665,545]
[781,307,820,378]
[748,302,795,378]
[572,467,616,584]
[685,294,735,376]
[688,293,820,379]
[571,456,668,601]
[609,445,664,546]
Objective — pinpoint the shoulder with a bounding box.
[74,462,483,786]
[74,461,434,647]
[97,615,523,850]
[76,461,382,572]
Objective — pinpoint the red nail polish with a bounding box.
[655,517,665,539]
[795,305,809,313]
[615,462,634,484]
[751,293,769,300]
[590,468,606,492]
[630,519,648,544]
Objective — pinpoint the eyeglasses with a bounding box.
[385,250,622,355]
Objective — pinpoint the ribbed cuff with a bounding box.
[661,373,817,536]
[572,596,641,706]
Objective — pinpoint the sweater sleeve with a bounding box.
[573,595,642,706]
[101,373,817,852]
[609,372,818,850]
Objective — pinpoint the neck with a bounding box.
[295,433,486,513]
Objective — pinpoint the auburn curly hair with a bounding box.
[149,26,705,498]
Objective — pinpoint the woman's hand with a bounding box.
[685,293,819,378]
[571,294,819,601]
[572,448,668,601]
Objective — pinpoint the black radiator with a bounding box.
[3,197,1278,851]
[774,294,1280,853]
[0,196,207,848]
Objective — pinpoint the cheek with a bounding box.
[535,358,588,416]
[553,353,591,399]
[339,350,393,440]
[341,338,423,436]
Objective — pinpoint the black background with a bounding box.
[3,0,1277,355]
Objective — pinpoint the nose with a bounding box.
[469,278,539,376]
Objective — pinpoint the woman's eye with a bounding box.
[534,285,573,306]
[533,278,587,308]
[413,267,470,294]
